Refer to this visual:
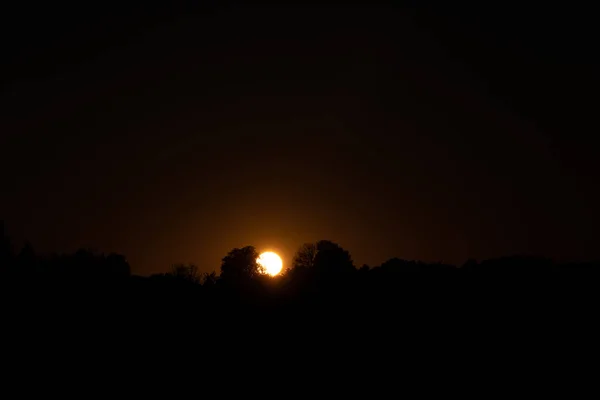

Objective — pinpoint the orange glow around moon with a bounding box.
[257,251,283,276]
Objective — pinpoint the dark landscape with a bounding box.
[2,3,598,384]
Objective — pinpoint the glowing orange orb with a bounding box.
[257,251,283,276]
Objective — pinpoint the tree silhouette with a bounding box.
[1,221,599,335]
[105,253,131,278]
[289,240,356,291]
[202,271,218,287]
[220,246,261,282]
[171,263,201,284]
[313,240,355,276]
[292,240,355,275]
[292,243,318,270]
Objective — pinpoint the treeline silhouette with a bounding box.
[2,221,598,313]
[3,219,599,376]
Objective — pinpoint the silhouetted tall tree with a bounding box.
[290,240,355,287]
[220,246,261,282]
[314,240,355,276]
[292,243,318,270]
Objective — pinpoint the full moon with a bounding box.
[257,251,283,276]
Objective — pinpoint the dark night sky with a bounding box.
[2,4,598,274]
